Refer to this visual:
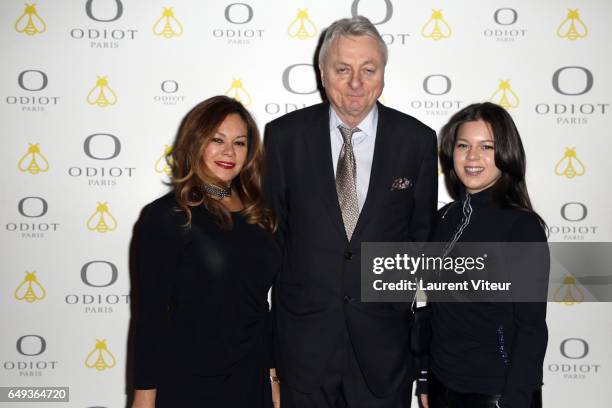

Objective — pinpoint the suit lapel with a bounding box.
[305,104,348,241]
[352,103,395,240]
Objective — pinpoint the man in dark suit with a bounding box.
[264,15,437,408]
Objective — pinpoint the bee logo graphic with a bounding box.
[14,271,46,303]
[85,339,116,371]
[489,80,520,109]
[154,145,173,176]
[421,9,452,41]
[86,76,117,108]
[288,9,317,40]
[224,79,252,107]
[15,3,46,36]
[153,7,183,39]
[17,143,49,175]
[87,202,118,233]
[553,276,584,305]
[557,9,588,40]
[555,147,585,179]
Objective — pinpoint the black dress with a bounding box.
[428,188,548,408]
[132,193,280,407]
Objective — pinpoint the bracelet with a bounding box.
[270,375,280,384]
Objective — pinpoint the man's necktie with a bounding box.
[336,125,361,240]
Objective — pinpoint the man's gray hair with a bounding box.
[318,16,388,66]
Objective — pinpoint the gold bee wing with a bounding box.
[554,153,571,176]
[87,83,103,105]
[168,15,184,36]
[31,11,46,33]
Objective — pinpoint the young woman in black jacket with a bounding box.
[422,102,548,408]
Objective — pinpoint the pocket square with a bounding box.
[390,177,412,191]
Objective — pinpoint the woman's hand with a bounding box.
[132,389,156,408]
[270,368,280,407]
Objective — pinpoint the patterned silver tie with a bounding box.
[336,125,361,240]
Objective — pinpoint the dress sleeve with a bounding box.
[132,202,181,389]
[499,213,549,408]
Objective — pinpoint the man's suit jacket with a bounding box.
[264,102,437,397]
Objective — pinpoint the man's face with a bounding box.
[320,35,385,128]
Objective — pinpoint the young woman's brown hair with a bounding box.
[169,95,276,231]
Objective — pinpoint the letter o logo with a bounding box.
[17,335,46,356]
[224,3,253,24]
[85,0,123,22]
[494,8,518,26]
[552,66,593,96]
[81,261,118,288]
[84,134,121,160]
[351,0,393,25]
[423,74,451,95]
[18,197,48,218]
[282,64,318,95]
[561,202,587,222]
[560,338,589,359]
[18,70,48,91]
[161,80,179,94]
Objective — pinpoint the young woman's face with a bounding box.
[202,113,248,185]
[453,120,502,194]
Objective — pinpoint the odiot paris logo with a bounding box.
[154,145,173,176]
[557,9,588,41]
[555,147,585,179]
[87,76,117,108]
[18,143,49,175]
[14,271,46,303]
[153,7,183,39]
[288,9,317,40]
[85,339,116,371]
[225,78,252,106]
[421,9,451,41]
[87,202,118,233]
[15,3,46,36]
[489,80,519,109]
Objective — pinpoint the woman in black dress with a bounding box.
[131,96,280,407]
[423,102,548,408]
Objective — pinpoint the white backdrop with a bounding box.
[1,0,611,407]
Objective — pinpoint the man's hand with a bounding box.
[270,368,280,407]
[419,393,429,408]
[132,389,156,408]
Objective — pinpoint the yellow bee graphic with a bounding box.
[153,7,183,39]
[86,76,117,108]
[553,276,584,305]
[17,143,49,175]
[85,339,116,371]
[14,271,46,303]
[154,145,173,176]
[557,9,588,40]
[421,9,452,41]
[555,147,585,179]
[224,79,252,107]
[87,202,118,233]
[288,9,317,40]
[489,80,520,109]
[15,3,46,36]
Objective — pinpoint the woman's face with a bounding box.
[453,119,502,194]
[202,113,248,185]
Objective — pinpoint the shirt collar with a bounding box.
[329,104,378,146]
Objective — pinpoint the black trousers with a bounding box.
[428,373,542,408]
[282,331,413,408]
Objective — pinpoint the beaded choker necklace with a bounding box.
[202,182,231,199]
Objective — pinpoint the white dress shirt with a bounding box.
[329,105,378,213]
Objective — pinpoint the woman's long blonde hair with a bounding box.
[170,95,276,231]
